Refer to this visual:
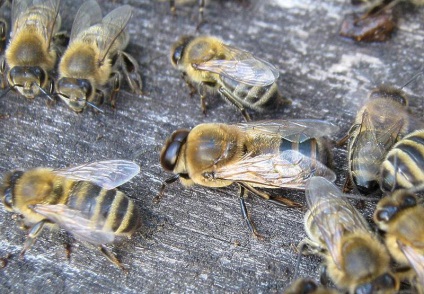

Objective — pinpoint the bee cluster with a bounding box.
[0,0,424,293]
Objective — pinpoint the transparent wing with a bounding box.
[236,119,339,143]
[54,160,140,190]
[70,0,102,41]
[12,0,60,44]
[33,204,115,245]
[97,5,132,62]
[305,176,370,269]
[213,150,336,189]
[195,44,279,87]
[399,242,424,287]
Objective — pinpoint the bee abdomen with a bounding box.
[218,76,280,111]
[280,138,330,166]
[381,131,424,192]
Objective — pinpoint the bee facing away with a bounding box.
[380,129,424,192]
[283,278,340,294]
[300,177,399,293]
[170,35,290,121]
[374,190,424,293]
[56,0,142,112]
[1,0,61,99]
[1,160,141,269]
[159,119,337,237]
[342,85,410,194]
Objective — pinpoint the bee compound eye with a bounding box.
[354,283,373,294]
[3,187,13,210]
[376,205,398,222]
[301,280,318,293]
[401,194,417,208]
[160,130,189,171]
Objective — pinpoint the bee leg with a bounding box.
[99,245,127,272]
[319,265,330,286]
[109,71,122,108]
[239,182,301,208]
[154,174,180,204]
[20,220,50,258]
[336,133,349,146]
[238,186,265,240]
[195,0,207,31]
[198,82,209,115]
[169,0,176,16]
[342,173,354,193]
[116,51,143,95]
[0,57,6,89]
[182,73,197,97]
[218,87,251,121]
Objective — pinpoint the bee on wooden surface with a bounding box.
[56,0,142,112]
[342,85,410,194]
[283,278,340,294]
[374,190,424,293]
[380,129,424,192]
[159,119,337,237]
[300,176,399,293]
[170,35,290,121]
[0,0,61,99]
[0,160,141,269]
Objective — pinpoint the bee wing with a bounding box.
[96,5,132,63]
[33,204,115,245]
[195,44,279,87]
[12,0,60,43]
[305,177,370,269]
[236,119,339,143]
[399,242,424,287]
[69,0,102,41]
[213,150,336,189]
[54,160,140,190]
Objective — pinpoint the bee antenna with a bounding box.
[36,84,54,102]
[86,101,104,113]
[0,86,12,99]
[400,66,424,89]
[293,242,305,280]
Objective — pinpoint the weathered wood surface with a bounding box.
[0,0,424,292]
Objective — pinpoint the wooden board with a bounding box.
[0,0,423,292]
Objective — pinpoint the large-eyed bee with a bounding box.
[170,35,290,121]
[342,85,410,194]
[159,119,337,237]
[283,278,340,294]
[300,177,399,293]
[1,160,141,269]
[56,0,142,112]
[374,190,424,292]
[1,0,61,99]
[380,129,424,192]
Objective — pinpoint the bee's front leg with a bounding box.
[20,219,51,258]
[238,185,265,240]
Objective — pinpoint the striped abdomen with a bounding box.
[380,130,424,192]
[218,76,281,111]
[280,137,331,167]
[65,181,140,237]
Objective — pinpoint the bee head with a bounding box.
[1,170,24,212]
[56,78,93,112]
[368,85,408,107]
[7,66,47,99]
[160,129,190,171]
[170,35,194,67]
[354,273,398,294]
[374,190,417,224]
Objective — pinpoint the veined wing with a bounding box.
[399,242,424,287]
[54,160,140,190]
[70,0,102,41]
[195,44,279,87]
[305,176,370,269]
[236,119,339,143]
[33,204,115,245]
[213,150,336,189]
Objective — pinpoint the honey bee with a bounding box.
[300,176,399,293]
[0,160,141,269]
[1,0,61,99]
[342,85,410,194]
[373,190,424,292]
[159,119,337,237]
[380,129,424,192]
[170,35,290,121]
[56,0,142,112]
[284,278,340,294]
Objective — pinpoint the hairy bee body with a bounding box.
[346,86,409,193]
[1,160,140,268]
[3,0,61,98]
[380,129,424,192]
[170,35,287,120]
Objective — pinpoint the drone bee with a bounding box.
[301,177,399,293]
[170,35,290,121]
[380,129,424,192]
[1,0,61,99]
[1,160,141,269]
[283,278,340,294]
[374,190,424,293]
[56,0,142,112]
[342,85,410,194]
[159,119,337,237]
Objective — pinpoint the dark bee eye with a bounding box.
[376,205,398,222]
[375,273,396,289]
[355,283,373,294]
[2,170,23,211]
[400,193,416,208]
[32,67,46,86]
[171,44,185,66]
[300,280,318,293]
[77,79,93,99]
[3,187,13,210]
[160,130,189,171]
